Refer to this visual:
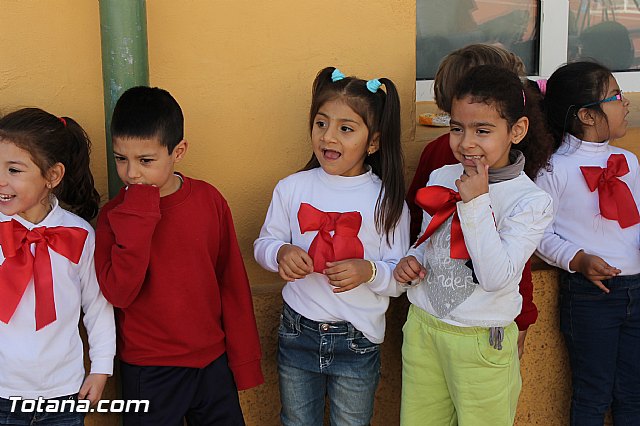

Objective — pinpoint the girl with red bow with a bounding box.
[536,62,640,425]
[394,65,554,426]
[0,108,115,425]
[254,67,409,426]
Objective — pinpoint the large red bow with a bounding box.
[414,186,470,259]
[580,154,640,229]
[0,220,88,330]
[298,203,364,273]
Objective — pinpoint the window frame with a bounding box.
[416,0,640,102]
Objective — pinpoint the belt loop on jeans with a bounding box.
[283,302,301,333]
[347,322,355,339]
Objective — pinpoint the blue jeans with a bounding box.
[0,395,83,425]
[560,271,640,426]
[278,303,381,426]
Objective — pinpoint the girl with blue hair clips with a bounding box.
[254,66,409,426]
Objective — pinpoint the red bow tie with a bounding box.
[0,220,88,330]
[580,154,640,229]
[413,186,470,259]
[298,203,364,273]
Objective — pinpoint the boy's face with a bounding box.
[113,136,187,197]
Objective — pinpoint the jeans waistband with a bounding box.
[562,271,640,289]
[283,302,359,336]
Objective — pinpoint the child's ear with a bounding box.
[46,162,65,189]
[510,116,529,145]
[367,133,380,155]
[577,108,597,126]
[172,140,188,163]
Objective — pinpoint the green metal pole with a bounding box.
[99,0,149,198]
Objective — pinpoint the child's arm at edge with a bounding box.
[218,200,264,391]
[79,230,116,404]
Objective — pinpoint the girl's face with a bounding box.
[589,76,630,142]
[449,96,527,174]
[0,141,53,224]
[311,99,378,177]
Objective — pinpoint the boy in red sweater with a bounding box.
[408,44,539,358]
[95,86,263,425]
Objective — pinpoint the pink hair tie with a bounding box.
[536,79,547,95]
[59,117,67,127]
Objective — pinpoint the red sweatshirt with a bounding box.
[94,176,264,390]
[407,134,538,330]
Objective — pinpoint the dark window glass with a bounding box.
[416,0,540,79]
[569,0,640,72]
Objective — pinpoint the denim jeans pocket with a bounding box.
[347,330,379,355]
[561,272,610,301]
[278,306,300,338]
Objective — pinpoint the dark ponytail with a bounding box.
[56,116,101,220]
[304,67,405,240]
[0,108,100,221]
[369,77,405,239]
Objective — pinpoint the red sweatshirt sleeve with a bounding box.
[216,200,264,390]
[515,260,538,330]
[407,133,458,242]
[94,185,162,308]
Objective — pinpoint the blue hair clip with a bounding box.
[331,69,346,82]
[366,79,382,93]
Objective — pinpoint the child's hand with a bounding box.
[324,259,373,293]
[78,373,108,407]
[393,256,427,284]
[277,244,314,282]
[456,158,489,203]
[517,329,528,359]
[569,250,620,293]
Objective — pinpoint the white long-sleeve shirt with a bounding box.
[0,199,115,399]
[407,164,553,327]
[535,134,640,274]
[254,167,410,343]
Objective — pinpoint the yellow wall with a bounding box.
[0,1,108,202]
[145,0,416,283]
[1,0,416,281]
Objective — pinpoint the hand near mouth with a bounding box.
[456,158,489,203]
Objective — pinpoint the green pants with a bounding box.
[401,305,521,426]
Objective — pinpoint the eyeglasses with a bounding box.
[582,91,624,108]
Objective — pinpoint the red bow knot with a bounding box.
[413,186,470,259]
[0,220,88,330]
[580,154,640,229]
[297,203,364,273]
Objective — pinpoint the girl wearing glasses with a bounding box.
[536,61,640,425]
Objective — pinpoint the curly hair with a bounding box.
[453,65,554,178]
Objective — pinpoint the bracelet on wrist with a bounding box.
[365,260,377,284]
